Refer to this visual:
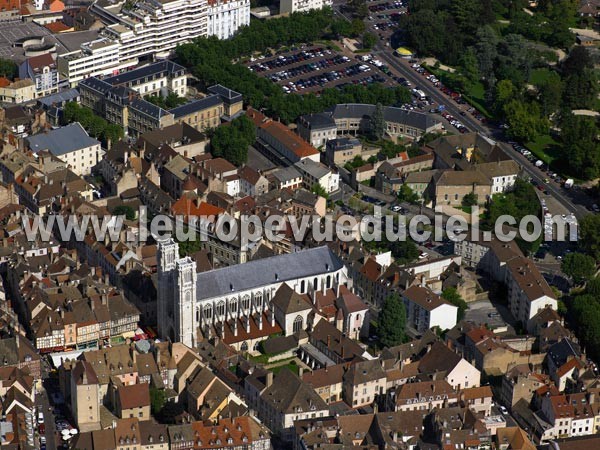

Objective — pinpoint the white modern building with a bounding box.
[207,0,250,39]
[279,0,331,14]
[25,123,103,176]
[157,239,349,347]
[505,256,557,325]
[58,38,132,87]
[59,0,250,85]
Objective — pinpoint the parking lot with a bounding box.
[366,0,407,38]
[464,299,515,334]
[246,45,395,93]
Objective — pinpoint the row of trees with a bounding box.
[176,9,411,124]
[568,278,600,362]
[62,102,124,145]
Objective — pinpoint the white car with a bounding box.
[499,406,508,415]
[391,205,401,212]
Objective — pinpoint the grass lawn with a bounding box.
[525,134,560,165]
[529,68,555,86]
[269,360,299,375]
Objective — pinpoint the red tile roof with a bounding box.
[118,383,150,410]
[26,53,55,71]
[259,120,319,159]
[44,21,70,33]
[171,196,225,219]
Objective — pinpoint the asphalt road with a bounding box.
[373,48,589,219]
[331,3,591,221]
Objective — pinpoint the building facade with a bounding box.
[157,239,349,347]
[207,0,250,39]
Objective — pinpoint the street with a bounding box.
[331,1,592,221]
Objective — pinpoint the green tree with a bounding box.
[102,123,124,144]
[563,68,598,110]
[570,294,600,362]
[369,103,386,140]
[113,205,136,220]
[579,214,600,260]
[459,47,480,83]
[442,287,468,321]
[483,178,540,230]
[586,277,600,297]
[494,79,517,117]
[350,19,366,37]
[560,113,600,180]
[397,184,419,204]
[210,115,255,165]
[0,58,17,80]
[537,71,563,117]
[88,115,107,138]
[378,293,406,348]
[504,100,548,142]
[561,252,597,284]
[311,183,329,199]
[150,387,167,415]
[474,25,499,82]
[389,239,420,264]
[562,46,594,77]
[462,192,478,207]
[362,32,377,50]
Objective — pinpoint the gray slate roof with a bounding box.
[207,84,242,104]
[26,122,99,156]
[327,103,440,131]
[298,112,336,130]
[195,246,343,300]
[37,88,80,108]
[78,77,112,95]
[103,60,185,86]
[169,95,223,119]
[130,99,169,120]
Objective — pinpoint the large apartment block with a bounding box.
[59,0,250,85]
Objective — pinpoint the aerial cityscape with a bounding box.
[0,0,599,449]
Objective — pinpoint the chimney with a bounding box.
[266,371,273,388]
[104,273,109,285]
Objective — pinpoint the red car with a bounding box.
[38,424,45,434]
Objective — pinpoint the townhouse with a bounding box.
[245,369,329,441]
[401,285,459,334]
[342,359,386,408]
[25,123,103,176]
[392,379,458,412]
[294,158,340,194]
